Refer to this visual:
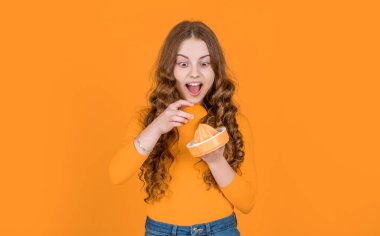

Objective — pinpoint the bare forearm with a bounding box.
[207,157,236,188]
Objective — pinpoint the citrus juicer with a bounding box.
[181,103,229,157]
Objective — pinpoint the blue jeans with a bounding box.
[145,211,240,236]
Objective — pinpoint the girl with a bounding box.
[108,20,257,236]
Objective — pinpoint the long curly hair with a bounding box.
[137,20,246,204]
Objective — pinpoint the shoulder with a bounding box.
[235,112,254,142]
[126,106,149,135]
[236,112,252,131]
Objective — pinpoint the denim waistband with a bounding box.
[145,211,237,235]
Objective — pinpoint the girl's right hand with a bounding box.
[152,99,195,135]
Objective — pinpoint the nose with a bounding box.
[189,64,200,78]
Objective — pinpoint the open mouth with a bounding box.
[185,82,203,96]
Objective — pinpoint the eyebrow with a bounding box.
[176,54,210,59]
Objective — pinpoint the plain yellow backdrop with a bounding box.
[1,0,379,235]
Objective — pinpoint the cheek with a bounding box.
[173,67,187,79]
[204,70,215,84]
[203,68,215,78]
[174,80,183,91]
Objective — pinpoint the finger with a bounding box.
[171,115,188,124]
[170,99,194,110]
[170,120,185,126]
[176,110,194,120]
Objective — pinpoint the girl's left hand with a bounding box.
[200,145,225,164]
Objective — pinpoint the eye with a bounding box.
[177,62,188,67]
[201,62,210,67]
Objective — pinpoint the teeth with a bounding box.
[187,82,201,86]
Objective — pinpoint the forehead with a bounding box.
[176,38,210,58]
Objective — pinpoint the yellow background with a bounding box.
[1,0,379,235]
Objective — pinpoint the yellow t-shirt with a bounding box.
[108,105,257,225]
